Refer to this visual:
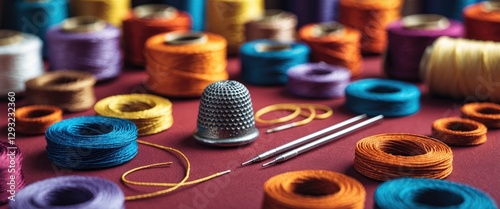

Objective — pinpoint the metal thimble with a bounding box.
[193,80,259,146]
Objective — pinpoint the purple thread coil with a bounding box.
[0,142,24,205]
[286,0,340,28]
[46,24,122,81]
[287,62,351,99]
[385,18,463,81]
[9,175,125,209]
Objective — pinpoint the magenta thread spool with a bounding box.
[384,14,463,81]
[46,16,122,81]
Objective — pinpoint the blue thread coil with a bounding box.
[345,78,421,117]
[285,0,340,28]
[423,0,485,21]
[240,39,310,86]
[9,0,68,56]
[161,0,205,31]
[45,116,138,170]
[374,178,498,209]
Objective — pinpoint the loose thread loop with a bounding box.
[122,140,231,201]
[254,103,333,133]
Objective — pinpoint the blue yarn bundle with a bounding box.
[240,39,310,85]
[345,78,421,117]
[375,178,498,209]
[10,0,68,56]
[161,0,205,31]
[45,116,138,170]
[423,0,485,21]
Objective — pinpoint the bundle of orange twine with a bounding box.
[144,32,228,97]
[122,4,191,66]
[461,102,500,129]
[262,170,366,209]
[15,105,63,135]
[432,117,488,146]
[339,0,402,54]
[354,133,453,181]
[464,1,500,42]
[298,22,363,77]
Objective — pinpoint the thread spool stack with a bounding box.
[145,32,228,97]
[161,0,206,31]
[10,176,125,209]
[206,0,264,54]
[245,10,297,43]
[123,4,191,66]
[385,14,463,81]
[464,1,500,42]
[339,0,403,54]
[47,16,122,81]
[262,170,366,209]
[70,0,130,27]
[10,0,68,56]
[421,36,500,102]
[0,30,44,95]
[25,71,97,112]
[299,21,363,77]
[285,0,340,27]
[240,40,310,85]
[0,142,25,204]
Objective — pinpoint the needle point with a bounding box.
[241,160,253,166]
[262,160,277,167]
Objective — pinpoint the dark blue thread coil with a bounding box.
[240,39,310,86]
[423,0,485,21]
[345,78,421,117]
[45,116,138,170]
[374,177,498,209]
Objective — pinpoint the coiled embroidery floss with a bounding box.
[160,0,206,31]
[287,62,351,99]
[298,22,363,77]
[461,102,500,129]
[385,14,463,81]
[15,105,63,135]
[262,170,365,209]
[285,0,340,27]
[144,32,228,97]
[0,30,43,95]
[45,116,138,169]
[240,40,310,85]
[25,71,97,112]
[345,78,421,117]
[464,1,500,42]
[374,178,497,209]
[421,37,500,102]
[10,0,68,56]
[47,16,122,81]
[245,10,297,43]
[122,4,191,66]
[206,0,264,54]
[70,0,130,27]
[10,176,125,209]
[354,133,453,181]
[94,93,173,136]
[0,142,25,204]
[339,0,402,54]
[432,117,488,146]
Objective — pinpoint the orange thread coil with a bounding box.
[262,170,365,209]
[432,117,487,146]
[461,102,500,129]
[15,105,63,135]
[339,0,402,54]
[298,23,363,77]
[464,2,500,42]
[354,133,453,181]
[122,5,191,66]
[144,32,228,97]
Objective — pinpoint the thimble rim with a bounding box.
[193,127,259,147]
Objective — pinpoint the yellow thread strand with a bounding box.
[122,140,230,201]
[70,0,130,27]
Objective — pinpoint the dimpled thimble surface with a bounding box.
[193,80,259,146]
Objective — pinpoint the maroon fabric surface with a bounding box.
[1,57,499,209]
